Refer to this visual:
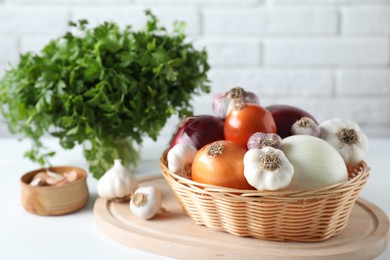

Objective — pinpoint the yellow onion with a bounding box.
[191,140,254,190]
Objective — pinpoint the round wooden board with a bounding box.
[94,175,390,259]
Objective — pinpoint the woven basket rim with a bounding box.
[160,148,370,198]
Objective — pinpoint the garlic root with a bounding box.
[319,118,369,167]
[167,143,198,180]
[130,186,162,220]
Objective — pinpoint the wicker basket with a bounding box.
[160,148,370,242]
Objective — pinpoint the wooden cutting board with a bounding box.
[94,175,389,259]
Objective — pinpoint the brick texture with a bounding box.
[204,7,338,35]
[20,35,57,54]
[0,0,390,139]
[208,68,334,97]
[342,7,390,34]
[71,6,201,35]
[196,37,261,66]
[264,38,389,66]
[0,38,19,64]
[336,69,390,95]
[0,5,69,35]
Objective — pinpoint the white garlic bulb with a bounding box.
[212,87,259,119]
[97,159,138,200]
[167,143,198,179]
[320,118,369,167]
[244,147,294,191]
[130,186,162,220]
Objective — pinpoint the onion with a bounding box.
[266,105,318,138]
[224,101,277,147]
[169,115,225,150]
[281,135,348,190]
[191,140,254,189]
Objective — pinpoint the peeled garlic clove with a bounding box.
[64,170,78,183]
[46,176,66,186]
[54,178,68,187]
[30,178,41,186]
[46,170,64,180]
[29,172,49,186]
[30,177,43,187]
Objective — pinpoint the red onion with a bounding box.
[266,104,318,138]
[212,87,259,119]
[169,115,225,149]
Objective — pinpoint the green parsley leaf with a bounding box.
[0,10,210,179]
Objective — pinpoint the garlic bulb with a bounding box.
[319,118,369,167]
[130,186,162,220]
[291,117,320,137]
[97,159,138,200]
[167,143,198,179]
[243,147,294,191]
[212,87,259,119]
[247,132,282,150]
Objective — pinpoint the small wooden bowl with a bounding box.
[20,166,89,216]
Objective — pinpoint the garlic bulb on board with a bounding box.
[319,119,369,167]
[212,87,259,119]
[97,159,138,200]
[130,186,162,220]
[167,143,198,179]
[244,147,294,191]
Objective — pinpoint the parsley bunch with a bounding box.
[0,10,210,179]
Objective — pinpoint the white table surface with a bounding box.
[0,137,388,260]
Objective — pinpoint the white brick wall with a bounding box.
[0,5,70,35]
[0,0,390,141]
[203,7,338,35]
[342,7,390,34]
[264,38,389,66]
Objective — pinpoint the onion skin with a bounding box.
[169,115,225,150]
[225,103,277,147]
[191,140,254,190]
[282,135,348,190]
[266,105,318,139]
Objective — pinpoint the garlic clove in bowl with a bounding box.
[21,166,89,216]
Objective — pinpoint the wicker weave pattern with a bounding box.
[160,149,370,242]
